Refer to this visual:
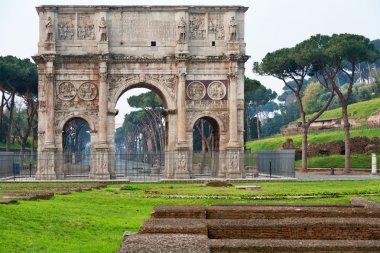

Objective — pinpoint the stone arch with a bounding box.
[188,112,226,133]
[58,114,96,133]
[110,77,176,110]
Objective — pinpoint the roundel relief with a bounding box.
[78,82,98,101]
[187,81,206,100]
[207,81,226,100]
[57,82,76,101]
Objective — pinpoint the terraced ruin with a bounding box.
[119,199,380,252]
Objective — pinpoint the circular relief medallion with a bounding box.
[77,82,98,101]
[187,81,206,100]
[57,82,76,101]
[207,81,226,100]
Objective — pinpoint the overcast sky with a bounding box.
[0,0,379,127]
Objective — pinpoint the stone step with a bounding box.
[209,239,380,253]
[152,205,380,219]
[207,218,380,240]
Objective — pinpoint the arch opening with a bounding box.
[114,86,168,178]
[62,118,91,176]
[192,116,220,177]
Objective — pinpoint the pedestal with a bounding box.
[227,42,240,54]
[90,145,111,180]
[174,145,191,179]
[36,147,57,180]
[98,42,109,54]
[44,42,56,52]
[175,42,189,55]
[226,149,242,179]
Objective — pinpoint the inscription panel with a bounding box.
[122,12,176,42]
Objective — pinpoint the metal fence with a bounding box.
[0,150,295,181]
[257,150,295,178]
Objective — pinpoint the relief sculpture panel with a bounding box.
[77,14,95,40]
[208,13,225,40]
[58,15,75,41]
[189,13,206,40]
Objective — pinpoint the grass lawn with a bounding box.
[1,181,380,252]
[295,154,380,169]
[245,128,380,152]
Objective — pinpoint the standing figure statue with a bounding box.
[177,17,186,42]
[99,17,107,42]
[229,16,237,41]
[45,16,55,42]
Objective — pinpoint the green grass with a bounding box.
[245,128,380,152]
[295,154,380,169]
[306,97,380,120]
[0,181,380,252]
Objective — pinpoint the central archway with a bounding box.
[112,80,174,179]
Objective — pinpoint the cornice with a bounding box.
[32,53,250,64]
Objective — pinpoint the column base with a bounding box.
[227,171,242,179]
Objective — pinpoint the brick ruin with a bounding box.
[118,199,380,252]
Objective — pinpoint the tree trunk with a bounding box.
[255,103,261,140]
[341,103,351,173]
[301,126,308,173]
[245,104,251,140]
[5,92,15,152]
[0,91,6,131]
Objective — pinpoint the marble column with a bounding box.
[177,72,187,145]
[37,59,57,180]
[92,61,110,179]
[226,61,242,178]
[98,61,108,145]
[228,69,239,147]
[44,61,55,148]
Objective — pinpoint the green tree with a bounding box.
[250,84,277,139]
[254,35,335,172]
[0,56,37,151]
[312,33,380,173]
[302,81,324,114]
[244,77,260,140]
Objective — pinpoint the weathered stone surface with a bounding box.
[34,5,249,180]
[118,234,210,253]
[119,202,380,252]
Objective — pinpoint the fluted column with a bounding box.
[44,60,55,148]
[177,71,187,145]
[228,68,239,147]
[98,61,108,145]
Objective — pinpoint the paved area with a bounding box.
[296,174,380,181]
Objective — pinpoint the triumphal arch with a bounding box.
[33,5,249,180]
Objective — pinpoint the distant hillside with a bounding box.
[307,97,380,121]
[245,128,380,153]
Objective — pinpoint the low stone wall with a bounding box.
[119,201,380,252]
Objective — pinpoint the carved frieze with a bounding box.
[77,82,98,101]
[186,99,227,109]
[208,13,225,40]
[207,81,226,100]
[186,81,206,100]
[189,14,206,40]
[57,82,76,101]
[58,14,75,40]
[186,80,228,101]
[77,14,95,40]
